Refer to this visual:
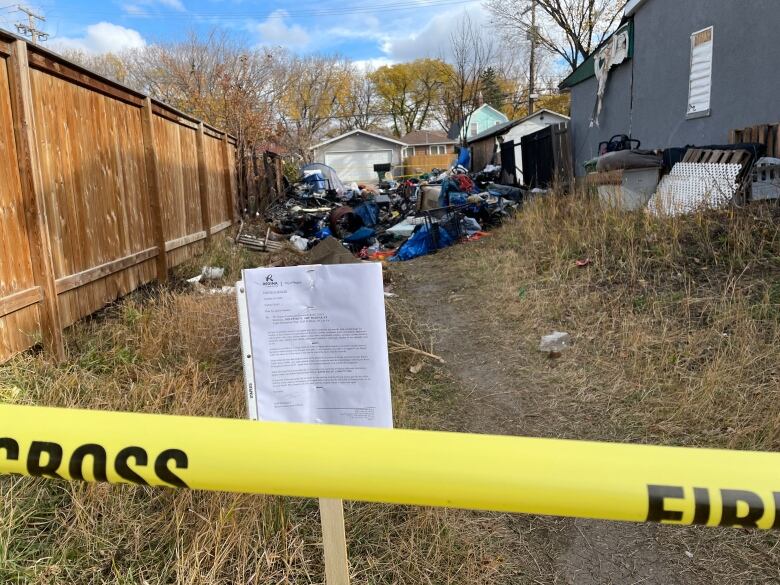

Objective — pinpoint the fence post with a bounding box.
[275,156,284,199]
[7,40,65,361]
[196,122,212,242]
[140,98,168,283]
[221,132,237,222]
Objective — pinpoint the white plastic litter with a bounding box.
[648,162,741,216]
[539,331,571,353]
[387,218,425,239]
[201,266,225,280]
[289,235,309,251]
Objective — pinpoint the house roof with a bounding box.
[624,0,651,17]
[466,119,522,144]
[310,129,406,150]
[465,109,569,144]
[559,17,635,90]
[401,129,457,146]
[468,103,509,122]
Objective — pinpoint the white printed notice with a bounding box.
[237,263,393,428]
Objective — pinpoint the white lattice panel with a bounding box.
[648,162,741,216]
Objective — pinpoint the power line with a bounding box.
[14,4,47,43]
[45,0,475,21]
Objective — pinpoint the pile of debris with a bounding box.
[584,134,773,214]
[241,160,524,263]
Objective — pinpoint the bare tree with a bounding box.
[485,0,626,73]
[438,14,496,144]
[275,54,350,161]
[118,31,279,141]
[58,50,130,84]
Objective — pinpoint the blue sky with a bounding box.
[0,0,489,65]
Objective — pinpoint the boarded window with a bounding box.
[687,26,713,119]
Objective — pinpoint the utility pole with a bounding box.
[527,0,537,115]
[15,5,48,44]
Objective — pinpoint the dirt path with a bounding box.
[390,249,692,585]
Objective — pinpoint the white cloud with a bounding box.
[381,3,489,62]
[157,0,185,10]
[352,57,396,72]
[251,9,310,49]
[122,0,185,16]
[51,22,146,54]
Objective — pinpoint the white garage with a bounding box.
[324,150,392,183]
[311,130,405,183]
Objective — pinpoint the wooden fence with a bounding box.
[520,122,573,188]
[730,123,780,158]
[0,34,237,363]
[403,153,456,177]
[240,149,285,215]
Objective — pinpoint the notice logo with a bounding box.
[263,275,278,286]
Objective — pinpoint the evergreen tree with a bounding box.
[479,67,504,111]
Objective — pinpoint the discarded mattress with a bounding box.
[596,150,662,172]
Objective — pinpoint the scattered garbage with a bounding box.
[539,331,571,357]
[289,235,309,252]
[246,158,525,263]
[201,266,225,280]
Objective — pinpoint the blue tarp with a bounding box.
[343,227,376,243]
[302,171,327,191]
[390,224,455,262]
[353,202,379,227]
[301,163,347,196]
[456,146,471,170]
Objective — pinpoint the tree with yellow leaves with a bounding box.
[370,59,453,137]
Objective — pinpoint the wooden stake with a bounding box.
[196,122,212,241]
[7,39,65,361]
[319,498,350,585]
[140,98,168,283]
[274,156,284,199]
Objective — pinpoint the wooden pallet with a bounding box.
[730,123,780,158]
[682,148,751,166]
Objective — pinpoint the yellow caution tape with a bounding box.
[1,404,779,529]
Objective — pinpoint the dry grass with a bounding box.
[462,192,780,449]
[0,239,516,584]
[433,191,780,582]
[4,200,780,583]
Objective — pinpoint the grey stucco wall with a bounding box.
[570,0,780,175]
[313,132,403,166]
